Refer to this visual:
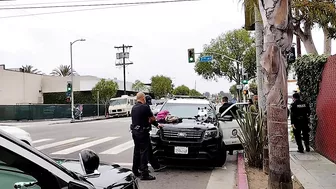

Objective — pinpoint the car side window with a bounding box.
[0,146,67,189]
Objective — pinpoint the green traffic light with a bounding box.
[242,80,248,84]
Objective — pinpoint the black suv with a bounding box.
[150,96,227,167]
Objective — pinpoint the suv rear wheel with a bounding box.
[214,142,227,167]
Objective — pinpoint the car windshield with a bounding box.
[110,98,127,106]
[160,103,214,118]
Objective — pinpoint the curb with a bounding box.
[69,116,114,124]
[237,152,249,189]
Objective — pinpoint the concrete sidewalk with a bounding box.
[289,140,336,189]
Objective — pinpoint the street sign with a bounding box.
[236,85,243,90]
[116,52,129,59]
[199,56,213,62]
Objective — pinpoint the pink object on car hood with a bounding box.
[156,110,170,120]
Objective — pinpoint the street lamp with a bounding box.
[70,38,85,121]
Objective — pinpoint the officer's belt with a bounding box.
[131,125,150,131]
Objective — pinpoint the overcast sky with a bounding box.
[0,0,335,94]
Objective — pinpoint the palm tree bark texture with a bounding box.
[258,0,293,188]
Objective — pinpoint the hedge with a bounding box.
[293,54,328,146]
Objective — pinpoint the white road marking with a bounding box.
[100,140,134,155]
[36,137,88,150]
[32,138,53,144]
[51,137,119,155]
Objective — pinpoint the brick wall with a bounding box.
[316,55,336,163]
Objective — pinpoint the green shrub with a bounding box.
[294,54,328,147]
[233,110,264,168]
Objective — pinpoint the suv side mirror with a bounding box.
[68,180,94,189]
[79,149,100,178]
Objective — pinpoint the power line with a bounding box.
[0,0,200,10]
[0,4,143,19]
[0,1,127,47]
[0,0,117,7]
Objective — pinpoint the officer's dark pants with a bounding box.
[132,132,160,174]
[147,137,160,169]
[293,124,310,151]
[132,131,150,176]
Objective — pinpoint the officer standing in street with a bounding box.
[130,92,162,180]
[290,92,311,153]
[144,95,166,172]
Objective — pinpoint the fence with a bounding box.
[0,104,106,121]
[316,55,336,163]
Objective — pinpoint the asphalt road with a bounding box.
[17,117,238,189]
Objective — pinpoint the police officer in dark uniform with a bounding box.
[144,95,166,172]
[131,92,162,180]
[290,92,311,153]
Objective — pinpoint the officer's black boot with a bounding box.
[140,173,156,181]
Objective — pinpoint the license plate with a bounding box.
[174,146,188,154]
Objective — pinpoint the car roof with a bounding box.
[166,98,210,104]
[235,102,248,105]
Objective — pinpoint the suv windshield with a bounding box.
[160,103,214,118]
[110,98,127,106]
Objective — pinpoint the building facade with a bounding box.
[0,64,149,105]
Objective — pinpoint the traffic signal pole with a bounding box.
[70,42,74,121]
[70,38,85,121]
[193,51,247,102]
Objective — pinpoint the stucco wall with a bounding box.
[0,65,43,105]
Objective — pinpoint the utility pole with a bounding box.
[97,90,99,117]
[115,44,133,95]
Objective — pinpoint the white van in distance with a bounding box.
[108,95,136,117]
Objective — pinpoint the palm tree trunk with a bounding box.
[258,0,293,188]
[254,6,269,175]
[323,27,332,56]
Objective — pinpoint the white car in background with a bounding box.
[219,102,248,154]
[0,126,32,145]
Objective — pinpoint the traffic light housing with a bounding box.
[67,82,72,93]
[66,82,72,102]
[242,73,248,84]
[243,90,248,95]
[188,48,195,63]
[287,46,296,64]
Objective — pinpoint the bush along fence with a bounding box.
[293,54,328,148]
[0,104,106,121]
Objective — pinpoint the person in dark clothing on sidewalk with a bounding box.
[290,92,311,153]
[130,92,163,180]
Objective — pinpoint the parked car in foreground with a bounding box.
[0,126,32,145]
[0,130,139,189]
